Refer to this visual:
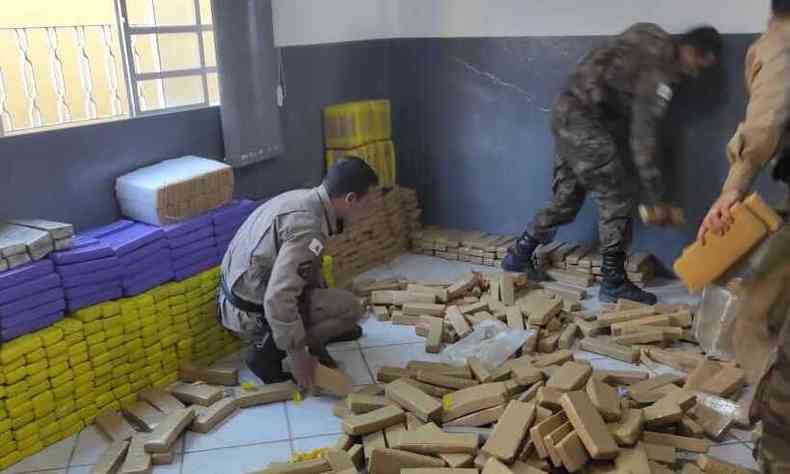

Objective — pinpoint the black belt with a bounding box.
[220,275,266,315]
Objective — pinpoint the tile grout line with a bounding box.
[357,346,377,383]
[282,400,296,457]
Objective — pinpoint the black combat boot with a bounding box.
[245,334,293,384]
[502,232,548,281]
[599,251,657,305]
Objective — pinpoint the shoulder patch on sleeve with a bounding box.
[656,83,673,102]
[308,238,324,257]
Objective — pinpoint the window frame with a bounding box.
[0,0,218,138]
[116,0,217,116]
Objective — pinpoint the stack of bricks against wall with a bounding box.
[0,267,241,467]
[411,232,655,285]
[328,187,422,286]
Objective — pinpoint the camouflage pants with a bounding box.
[528,93,634,254]
[737,227,790,474]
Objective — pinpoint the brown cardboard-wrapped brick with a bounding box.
[482,401,536,463]
[179,364,239,386]
[234,381,298,408]
[170,382,224,406]
[441,383,509,422]
[95,410,137,442]
[368,448,446,474]
[138,389,186,414]
[143,408,195,453]
[190,397,237,433]
[92,440,130,474]
[560,392,619,460]
[386,379,442,422]
[315,364,353,397]
[343,405,406,436]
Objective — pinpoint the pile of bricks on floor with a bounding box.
[327,186,422,287]
[410,229,659,287]
[290,274,758,474]
[257,353,756,474]
[74,362,355,474]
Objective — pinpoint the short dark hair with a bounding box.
[323,157,379,198]
[681,26,723,59]
[774,0,790,16]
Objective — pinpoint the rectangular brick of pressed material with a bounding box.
[482,401,536,463]
[674,201,769,293]
[446,306,472,339]
[560,391,619,460]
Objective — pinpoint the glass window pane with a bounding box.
[199,0,214,25]
[126,0,156,27]
[207,72,220,106]
[138,75,204,110]
[126,0,196,26]
[137,79,163,112]
[131,33,200,74]
[163,75,204,108]
[202,31,216,68]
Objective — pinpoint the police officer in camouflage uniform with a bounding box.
[504,23,721,305]
[698,1,790,470]
[219,158,378,389]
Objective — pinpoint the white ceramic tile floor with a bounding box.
[1,256,763,474]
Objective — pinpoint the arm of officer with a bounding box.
[724,42,790,196]
[630,68,673,205]
[263,212,325,353]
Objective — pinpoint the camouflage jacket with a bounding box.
[566,23,681,204]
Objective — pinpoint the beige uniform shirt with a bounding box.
[724,18,790,194]
[219,185,338,352]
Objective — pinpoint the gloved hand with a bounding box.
[639,204,686,227]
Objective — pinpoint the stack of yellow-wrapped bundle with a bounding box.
[0,266,240,471]
[324,99,396,186]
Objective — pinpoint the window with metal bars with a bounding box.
[0,0,219,137]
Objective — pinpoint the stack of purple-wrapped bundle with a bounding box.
[212,199,257,257]
[162,214,219,281]
[0,260,65,341]
[51,235,121,312]
[85,220,173,297]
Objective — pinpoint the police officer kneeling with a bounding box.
[219,158,379,390]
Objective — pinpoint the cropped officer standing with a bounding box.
[697,1,790,471]
[219,158,379,390]
[503,23,721,304]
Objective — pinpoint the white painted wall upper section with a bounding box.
[273,0,770,47]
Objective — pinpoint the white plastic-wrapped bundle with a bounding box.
[115,156,234,226]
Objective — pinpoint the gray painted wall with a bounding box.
[3,33,785,271]
[392,35,787,269]
[1,108,224,230]
[0,40,392,232]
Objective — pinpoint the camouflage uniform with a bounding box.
[219,185,363,358]
[716,18,790,473]
[527,23,679,253]
[734,227,790,474]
